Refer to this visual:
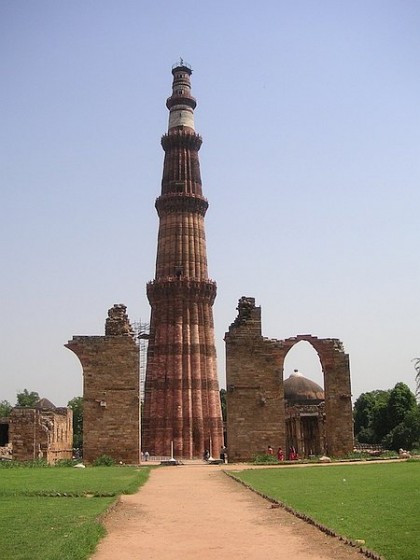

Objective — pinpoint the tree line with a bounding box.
[353,382,420,451]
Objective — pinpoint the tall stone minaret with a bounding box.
[142,62,223,459]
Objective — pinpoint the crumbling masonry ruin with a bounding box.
[66,304,140,464]
[7,399,73,464]
[225,297,354,462]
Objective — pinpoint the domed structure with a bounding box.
[284,370,324,405]
[284,370,326,458]
[34,398,56,410]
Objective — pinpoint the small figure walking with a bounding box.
[267,445,274,455]
[220,446,228,463]
[277,447,284,461]
[144,450,150,462]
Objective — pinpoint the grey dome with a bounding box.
[34,398,56,410]
[284,370,324,405]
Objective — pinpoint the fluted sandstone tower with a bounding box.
[142,62,223,459]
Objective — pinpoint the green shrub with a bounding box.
[252,453,279,464]
[92,455,115,466]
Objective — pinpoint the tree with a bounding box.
[68,396,83,450]
[353,383,419,450]
[353,390,390,443]
[383,405,420,451]
[386,382,416,428]
[0,400,12,418]
[16,389,39,407]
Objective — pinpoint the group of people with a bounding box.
[267,445,284,461]
[267,445,298,461]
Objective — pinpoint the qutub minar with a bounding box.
[61,61,352,466]
[141,61,224,459]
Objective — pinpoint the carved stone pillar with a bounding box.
[142,63,223,459]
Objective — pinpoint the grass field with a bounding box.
[0,466,150,560]
[231,461,420,560]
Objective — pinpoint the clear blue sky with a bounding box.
[1,1,419,406]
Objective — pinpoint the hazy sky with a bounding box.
[2,1,420,407]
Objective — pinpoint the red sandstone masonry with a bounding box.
[225,297,353,461]
[66,304,140,464]
[142,64,223,459]
[9,406,72,464]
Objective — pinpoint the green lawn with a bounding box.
[0,466,150,560]
[231,461,420,560]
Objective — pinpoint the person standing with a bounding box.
[223,446,228,464]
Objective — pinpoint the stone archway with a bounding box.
[281,335,353,457]
[225,298,354,462]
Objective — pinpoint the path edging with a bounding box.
[226,471,385,560]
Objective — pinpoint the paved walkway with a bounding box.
[91,464,366,560]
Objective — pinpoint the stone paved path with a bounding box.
[91,464,366,560]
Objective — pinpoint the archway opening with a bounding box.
[283,340,325,459]
[283,340,323,388]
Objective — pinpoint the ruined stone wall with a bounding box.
[225,298,354,461]
[9,408,40,461]
[322,346,353,456]
[66,304,140,464]
[225,298,285,461]
[43,407,73,464]
[9,407,73,463]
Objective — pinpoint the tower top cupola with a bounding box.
[166,59,197,132]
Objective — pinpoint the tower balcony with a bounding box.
[147,277,217,305]
[155,193,208,216]
[161,130,202,150]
